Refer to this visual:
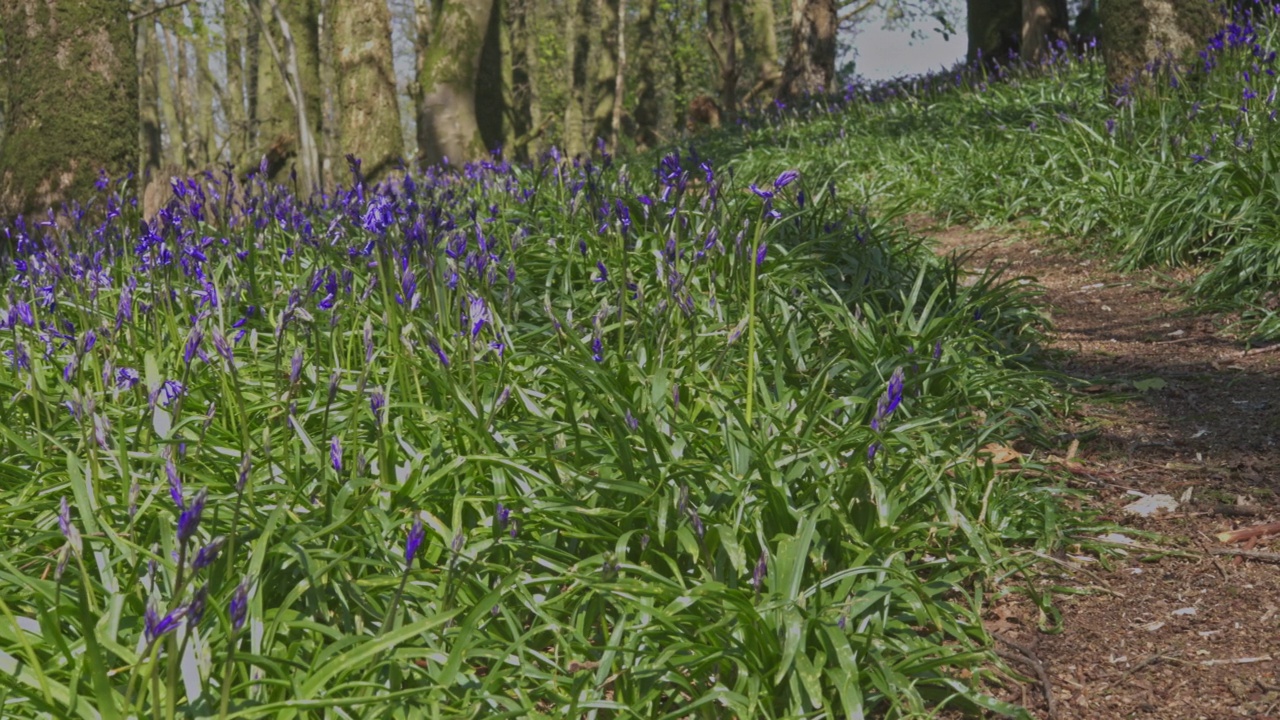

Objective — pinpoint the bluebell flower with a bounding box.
[330,436,343,472]
[229,580,250,632]
[594,261,609,283]
[405,518,425,567]
[191,536,224,571]
[773,169,799,189]
[166,456,184,510]
[144,602,186,643]
[177,488,207,545]
[187,584,209,628]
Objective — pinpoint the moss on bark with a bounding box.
[0,0,137,218]
[1100,0,1219,90]
[332,0,403,181]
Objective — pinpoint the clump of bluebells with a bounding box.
[0,116,1060,717]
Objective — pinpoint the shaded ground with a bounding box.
[923,221,1280,719]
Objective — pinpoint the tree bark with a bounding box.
[416,0,496,166]
[1021,0,1069,63]
[0,0,138,218]
[502,0,539,159]
[777,0,836,101]
[1099,0,1219,90]
[631,0,661,150]
[250,0,322,190]
[966,0,1020,65]
[706,0,738,121]
[193,16,218,168]
[138,12,163,179]
[332,0,403,181]
[226,0,250,170]
[747,0,780,101]
[562,0,593,157]
[591,0,620,146]
[610,0,626,153]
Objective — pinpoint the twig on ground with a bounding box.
[1097,651,1182,692]
[1209,548,1280,564]
[1217,522,1280,544]
[1230,343,1280,358]
[992,631,1056,720]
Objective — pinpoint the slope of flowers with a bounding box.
[0,147,1066,717]
[727,3,1280,338]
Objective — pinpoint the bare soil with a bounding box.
[925,221,1280,720]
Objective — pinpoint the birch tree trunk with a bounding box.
[0,0,137,217]
[747,0,781,101]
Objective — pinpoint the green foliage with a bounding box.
[727,11,1280,338]
[0,131,1078,717]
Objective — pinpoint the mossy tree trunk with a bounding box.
[966,0,1020,65]
[631,0,662,150]
[747,0,780,101]
[562,0,593,158]
[1098,0,1219,90]
[332,0,403,181]
[777,0,836,101]
[502,0,539,159]
[707,0,739,121]
[0,0,137,218]
[138,13,163,179]
[251,0,323,190]
[591,0,621,146]
[416,0,496,166]
[1021,0,1069,63]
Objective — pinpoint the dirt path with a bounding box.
[926,223,1280,719]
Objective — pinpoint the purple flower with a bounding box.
[330,436,343,472]
[370,390,385,421]
[177,488,207,545]
[229,580,250,632]
[290,348,304,385]
[183,327,203,366]
[405,518,425,567]
[749,183,775,200]
[467,295,490,338]
[187,584,209,628]
[752,550,768,591]
[166,456,184,510]
[773,169,799,189]
[594,261,609,283]
[496,502,511,530]
[191,536,224,571]
[57,497,81,548]
[144,602,185,643]
[116,367,141,390]
[428,337,450,367]
[756,243,768,266]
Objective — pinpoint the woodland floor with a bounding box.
[921,220,1280,720]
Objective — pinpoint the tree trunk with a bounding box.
[562,0,593,158]
[591,0,620,146]
[250,0,322,190]
[1021,0,1069,63]
[966,0,1020,65]
[0,0,139,217]
[193,19,218,167]
[502,0,539,159]
[1099,0,1219,90]
[157,23,187,168]
[777,0,836,101]
[475,0,503,152]
[138,13,163,179]
[747,0,780,101]
[707,0,738,121]
[632,0,662,150]
[610,0,626,153]
[416,0,496,166]
[226,0,250,170]
[332,0,403,181]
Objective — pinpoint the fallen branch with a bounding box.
[1231,343,1280,358]
[1200,655,1272,667]
[992,631,1056,720]
[1209,548,1280,564]
[1216,522,1280,544]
